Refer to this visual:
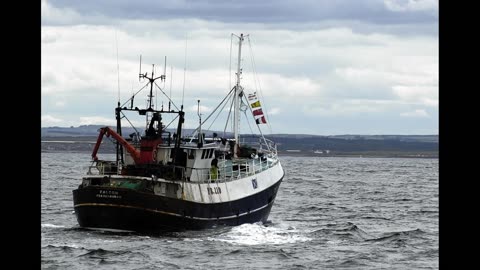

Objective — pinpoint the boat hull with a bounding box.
[73,176,283,232]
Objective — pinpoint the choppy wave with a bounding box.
[366,228,426,242]
[79,248,130,258]
[45,244,83,250]
[41,153,438,269]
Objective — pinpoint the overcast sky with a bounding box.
[41,0,438,135]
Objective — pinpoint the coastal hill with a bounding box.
[41,125,438,158]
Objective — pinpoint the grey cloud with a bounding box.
[45,0,438,25]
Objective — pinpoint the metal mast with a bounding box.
[233,33,246,158]
[139,63,166,128]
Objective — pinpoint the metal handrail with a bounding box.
[87,153,279,184]
[189,155,279,184]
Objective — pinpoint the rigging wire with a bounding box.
[247,36,272,134]
[163,114,180,130]
[224,90,235,138]
[242,93,269,149]
[120,82,149,108]
[205,89,234,132]
[229,33,233,92]
[154,81,180,111]
[243,109,255,137]
[120,111,140,134]
[188,87,236,140]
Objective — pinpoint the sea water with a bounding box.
[41,152,438,269]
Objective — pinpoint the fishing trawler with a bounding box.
[72,34,284,232]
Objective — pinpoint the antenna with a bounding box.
[115,30,120,103]
[150,64,154,109]
[130,82,134,109]
[139,55,142,82]
[162,56,167,109]
[163,56,167,82]
[155,63,158,110]
[169,66,173,111]
[182,33,188,110]
[197,100,201,118]
[197,99,202,147]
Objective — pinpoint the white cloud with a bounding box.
[40,1,438,134]
[187,105,212,114]
[400,109,429,118]
[42,115,63,126]
[79,116,115,126]
[392,85,438,107]
[41,32,60,43]
[54,101,66,107]
[268,108,281,115]
[303,99,404,116]
[253,73,321,98]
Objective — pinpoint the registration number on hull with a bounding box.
[207,187,222,195]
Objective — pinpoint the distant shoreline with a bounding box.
[41,135,438,159]
[279,153,438,159]
[41,149,438,159]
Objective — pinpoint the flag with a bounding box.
[253,108,264,116]
[255,116,267,124]
[251,101,261,108]
[248,92,257,101]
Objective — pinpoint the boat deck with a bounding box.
[189,156,279,184]
[86,155,279,184]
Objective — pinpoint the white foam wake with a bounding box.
[41,223,65,228]
[213,223,311,245]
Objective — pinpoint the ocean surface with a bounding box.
[41,152,438,269]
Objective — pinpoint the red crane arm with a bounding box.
[91,127,141,163]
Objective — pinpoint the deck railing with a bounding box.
[189,154,279,184]
[88,154,279,185]
[87,136,280,184]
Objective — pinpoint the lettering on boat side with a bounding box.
[207,187,221,195]
[252,179,258,189]
[96,190,122,199]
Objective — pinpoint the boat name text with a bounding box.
[96,190,122,199]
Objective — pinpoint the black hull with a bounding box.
[73,177,283,232]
